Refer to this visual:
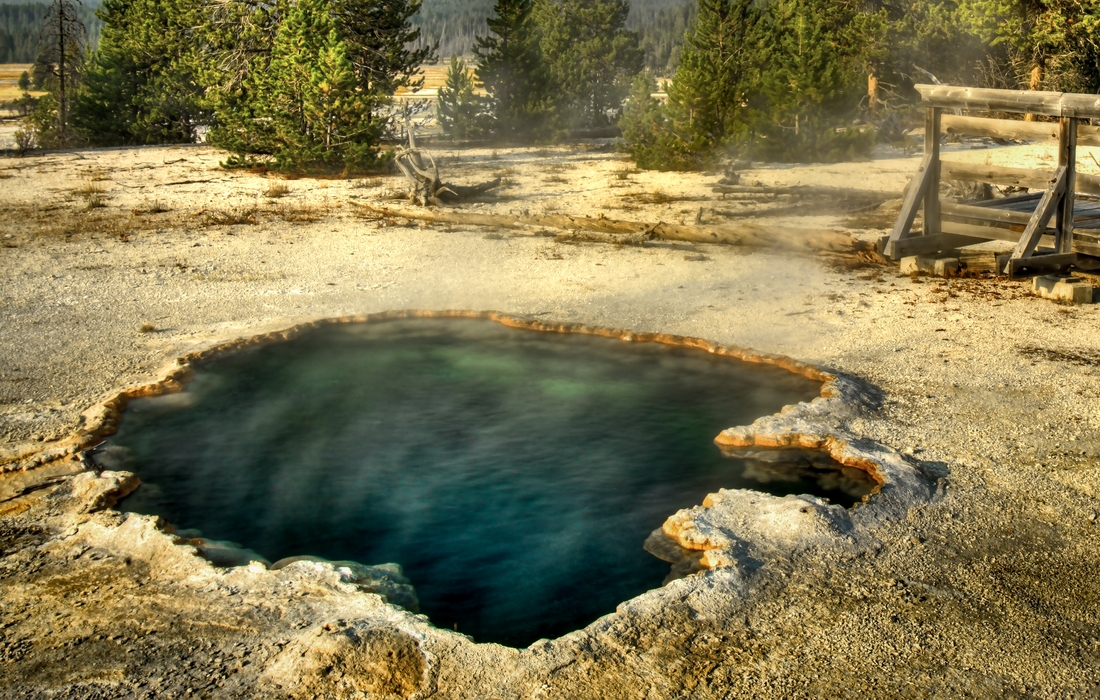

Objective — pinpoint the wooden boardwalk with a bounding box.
[883,84,1100,277]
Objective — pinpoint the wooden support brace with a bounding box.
[883,153,934,260]
[890,233,989,258]
[1006,165,1068,272]
[1056,116,1078,253]
[923,107,942,237]
[1005,253,1078,277]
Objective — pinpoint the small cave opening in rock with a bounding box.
[96,318,877,647]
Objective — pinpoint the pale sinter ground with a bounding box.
[0,137,1098,699]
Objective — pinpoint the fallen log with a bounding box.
[355,203,861,254]
[712,184,900,200]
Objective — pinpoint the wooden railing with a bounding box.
[883,84,1100,276]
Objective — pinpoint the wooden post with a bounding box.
[1056,116,1078,253]
[923,107,942,236]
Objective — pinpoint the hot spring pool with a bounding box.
[100,318,876,646]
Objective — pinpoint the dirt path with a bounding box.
[0,142,1098,698]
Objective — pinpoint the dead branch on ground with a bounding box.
[355,203,866,255]
[393,121,501,206]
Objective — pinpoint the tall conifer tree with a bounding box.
[252,0,380,169]
[73,0,207,146]
[474,0,552,141]
[664,0,759,152]
[534,0,642,129]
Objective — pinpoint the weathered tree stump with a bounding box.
[393,127,500,206]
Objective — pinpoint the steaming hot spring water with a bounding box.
[96,318,877,647]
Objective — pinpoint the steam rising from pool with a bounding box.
[104,318,875,646]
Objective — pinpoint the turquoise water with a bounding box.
[104,318,874,647]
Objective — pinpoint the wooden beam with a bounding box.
[968,192,1043,208]
[940,201,1037,226]
[1059,93,1100,119]
[1008,165,1068,265]
[883,153,934,260]
[1056,117,1078,254]
[940,162,1056,190]
[941,219,1052,245]
[942,115,1060,142]
[890,233,990,258]
[917,84,1066,117]
[924,107,942,237]
[1005,253,1079,277]
[940,114,1100,147]
[1072,230,1100,257]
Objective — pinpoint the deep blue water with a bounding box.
[104,318,874,647]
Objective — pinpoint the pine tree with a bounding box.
[534,0,643,129]
[958,0,1100,93]
[751,0,878,162]
[253,0,379,169]
[18,71,29,91]
[205,0,425,169]
[332,0,433,97]
[72,0,208,146]
[437,55,486,140]
[617,72,696,170]
[474,0,552,141]
[664,0,760,154]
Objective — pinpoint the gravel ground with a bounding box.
[0,142,1098,698]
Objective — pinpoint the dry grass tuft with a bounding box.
[204,207,259,226]
[138,322,157,333]
[543,175,569,184]
[132,200,171,215]
[264,181,291,198]
[275,203,322,223]
[351,177,383,189]
[613,166,636,181]
[73,181,106,198]
[83,195,108,211]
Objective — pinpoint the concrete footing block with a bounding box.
[933,258,960,277]
[900,255,959,277]
[1032,275,1095,304]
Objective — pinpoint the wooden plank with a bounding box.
[1059,93,1100,119]
[941,162,1055,190]
[1057,117,1077,254]
[940,161,1100,195]
[917,84,1065,117]
[891,233,990,258]
[970,192,1043,208]
[924,107,942,236]
[883,153,934,260]
[1009,165,1068,263]
[1073,233,1100,257]
[940,114,1100,147]
[941,219,1050,245]
[940,201,1036,226]
[1006,253,1078,277]
[942,114,1060,142]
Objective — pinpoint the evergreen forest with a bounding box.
[8,0,1100,173]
